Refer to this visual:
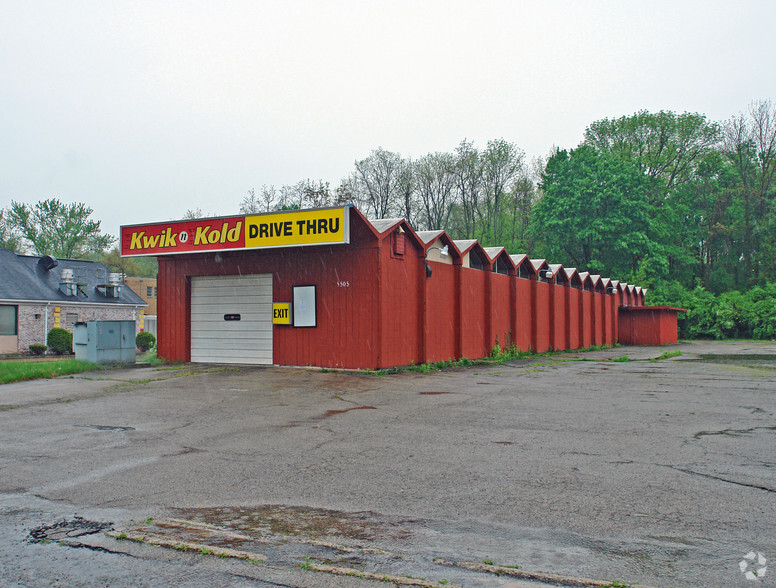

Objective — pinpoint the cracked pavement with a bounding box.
[0,340,774,586]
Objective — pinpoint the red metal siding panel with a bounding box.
[618,308,680,345]
[425,262,457,362]
[155,211,383,369]
[379,245,422,368]
[515,279,532,351]
[552,283,567,350]
[461,267,488,359]
[581,290,593,348]
[593,293,604,346]
[568,288,580,350]
[604,295,615,345]
[533,281,551,352]
[490,272,512,350]
[618,308,634,344]
[156,256,190,362]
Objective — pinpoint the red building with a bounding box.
[121,205,680,368]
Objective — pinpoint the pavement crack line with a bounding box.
[668,465,776,493]
[57,539,134,557]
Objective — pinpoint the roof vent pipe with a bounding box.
[38,255,58,271]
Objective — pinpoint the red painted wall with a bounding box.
[157,256,191,362]
[157,212,383,369]
[490,272,512,350]
[461,267,488,359]
[425,261,457,362]
[515,278,532,351]
[581,290,593,348]
[551,283,567,350]
[593,292,605,346]
[568,288,581,350]
[604,294,614,345]
[379,243,422,368]
[158,242,381,368]
[533,281,551,352]
[619,307,681,345]
[154,208,663,369]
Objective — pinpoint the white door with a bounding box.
[190,274,273,364]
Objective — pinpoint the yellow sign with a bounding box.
[272,303,292,324]
[245,207,349,249]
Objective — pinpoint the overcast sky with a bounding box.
[1,0,775,240]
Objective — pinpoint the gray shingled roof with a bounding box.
[415,230,444,244]
[0,249,146,306]
[368,218,404,234]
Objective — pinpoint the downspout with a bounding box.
[44,302,51,345]
[509,268,517,351]
[419,250,427,365]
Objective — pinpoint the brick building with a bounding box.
[0,249,147,355]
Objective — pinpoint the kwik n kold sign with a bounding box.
[121,206,350,257]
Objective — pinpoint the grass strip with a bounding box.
[0,359,103,385]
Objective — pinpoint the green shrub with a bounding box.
[135,331,156,352]
[649,280,776,340]
[29,344,47,356]
[47,328,73,355]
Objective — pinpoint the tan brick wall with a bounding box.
[123,277,157,315]
[18,303,47,351]
[15,304,143,354]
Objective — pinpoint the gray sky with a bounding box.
[2,0,774,240]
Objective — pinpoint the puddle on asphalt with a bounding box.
[690,354,776,370]
[697,354,776,361]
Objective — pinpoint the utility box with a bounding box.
[73,321,136,364]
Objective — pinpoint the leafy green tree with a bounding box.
[0,209,23,253]
[8,199,114,258]
[584,110,720,199]
[450,139,483,239]
[97,247,157,278]
[583,111,721,281]
[533,145,654,277]
[480,139,524,244]
[722,100,776,285]
[415,152,456,230]
[352,148,405,219]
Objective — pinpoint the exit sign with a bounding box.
[272,303,292,324]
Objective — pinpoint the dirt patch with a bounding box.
[173,505,411,543]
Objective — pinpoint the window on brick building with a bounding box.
[64,313,78,329]
[147,286,153,298]
[0,305,17,335]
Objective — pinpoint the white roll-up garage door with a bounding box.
[190,274,272,364]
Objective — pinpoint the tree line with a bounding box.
[242,102,776,300]
[3,101,775,337]
[239,100,776,338]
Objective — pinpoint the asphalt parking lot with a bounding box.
[0,340,774,587]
